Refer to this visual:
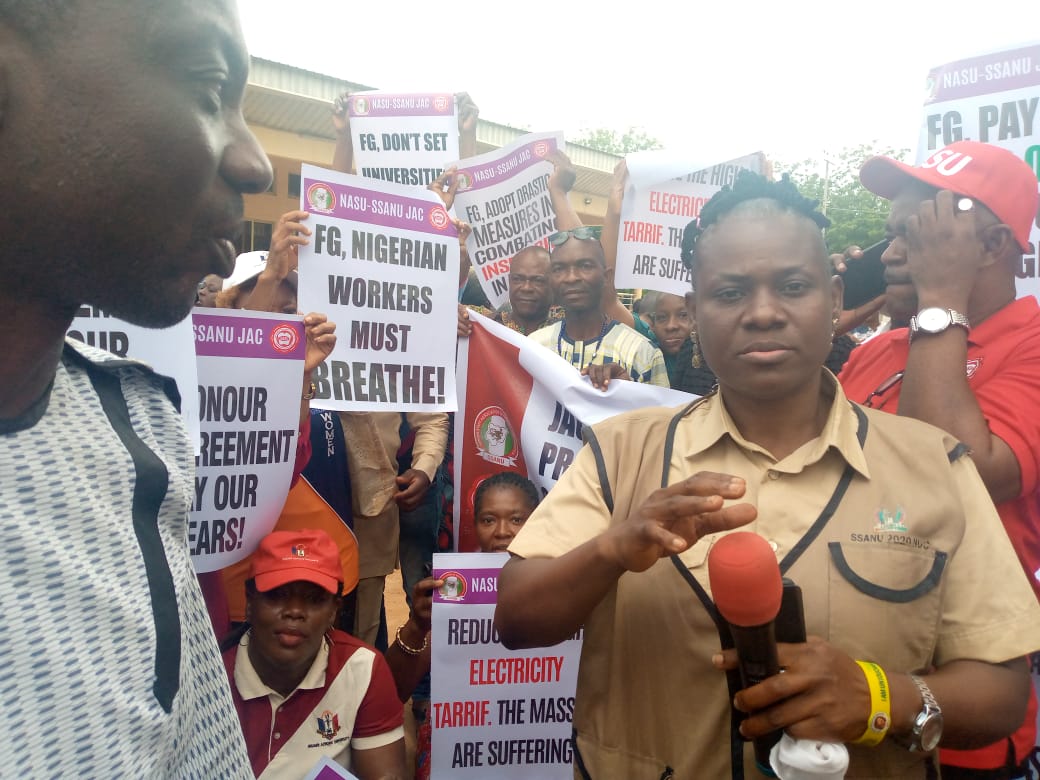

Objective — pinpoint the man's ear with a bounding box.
[980,223,1017,267]
[831,274,845,321]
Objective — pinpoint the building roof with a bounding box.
[244,57,619,197]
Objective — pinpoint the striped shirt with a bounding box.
[530,320,669,386]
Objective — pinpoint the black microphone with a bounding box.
[708,532,785,777]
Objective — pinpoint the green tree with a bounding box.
[573,126,662,155]
[778,143,911,253]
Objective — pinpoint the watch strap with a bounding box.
[907,674,942,752]
[909,308,970,342]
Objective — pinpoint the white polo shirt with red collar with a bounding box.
[225,629,404,780]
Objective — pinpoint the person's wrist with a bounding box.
[851,660,892,747]
[407,612,431,636]
[885,672,925,742]
[595,527,631,574]
[394,621,430,655]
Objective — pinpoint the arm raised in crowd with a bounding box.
[547,152,635,330]
[599,159,638,329]
[331,91,354,174]
[429,167,460,212]
[457,92,479,160]
[301,313,335,428]
[246,209,310,314]
[896,191,1023,502]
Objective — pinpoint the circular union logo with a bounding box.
[473,406,517,459]
[270,324,299,353]
[533,141,550,158]
[352,95,370,116]
[438,571,467,601]
[454,171,473,192]
[306,183,335,214]
[433,95,450,112]
[429,206,450,230]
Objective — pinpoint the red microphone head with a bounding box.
[707,532,783,627]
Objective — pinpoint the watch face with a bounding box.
[920,713,944,752]
[917,307,951,332]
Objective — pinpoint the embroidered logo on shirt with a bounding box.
[966,358,982,378]
[316,710,341,740]
[850,507,931,549]
[874,508,907,534]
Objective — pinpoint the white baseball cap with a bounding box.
[222,251,268,290]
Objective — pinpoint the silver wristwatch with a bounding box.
[907,674,943,752]
[909,307,970,341]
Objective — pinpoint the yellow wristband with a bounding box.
[853,660,891,747]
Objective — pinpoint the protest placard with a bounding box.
[918,42,1040,299]
[451,132,565,309]
[614,151,766,297]
[190,308,305,572]
[301,756,358,780]
[67,306,201,449]
[453,312,692,552]
[349,92,458,187]
[296,163,460,412]
[430,552,582,779]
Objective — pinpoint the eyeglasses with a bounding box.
[862,371,904,409]
[548,226,603,247]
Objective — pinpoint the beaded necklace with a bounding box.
[558,317,615,371]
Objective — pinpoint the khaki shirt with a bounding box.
[509,374,1040,779]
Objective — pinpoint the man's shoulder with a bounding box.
[982,295,1040,343]
[64,337,180,407]
[65,336,152,371]
[529,322,560,345]
[858,402,963,455]
[607,321,656,350]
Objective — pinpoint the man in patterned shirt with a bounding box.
[530,228,669,387]
[0,0,272,775]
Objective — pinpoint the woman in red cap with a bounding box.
[223,528,407,780]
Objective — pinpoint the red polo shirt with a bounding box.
[841,296,1040,771]
[841,297,1040,596]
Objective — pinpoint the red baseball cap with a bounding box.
[251,529,343,595]
[860,141,1039,251]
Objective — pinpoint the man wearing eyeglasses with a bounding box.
[839,141,1040,779]
[529,225,669,388]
